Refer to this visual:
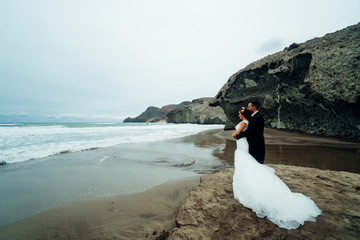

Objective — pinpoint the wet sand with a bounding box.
[0,178,200,240]
[218,128,360,174]
[0,128,359,240]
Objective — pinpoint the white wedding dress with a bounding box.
[232,120,321,229]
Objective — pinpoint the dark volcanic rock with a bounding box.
[213,23,360,140]
[123,102,190,123]
[167,98,226,124]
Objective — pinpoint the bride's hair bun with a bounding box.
[240,109,252,120]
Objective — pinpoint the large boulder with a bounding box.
[212,23,360,140]
[167,97,226,124]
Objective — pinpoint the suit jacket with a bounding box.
[236,111,265,163]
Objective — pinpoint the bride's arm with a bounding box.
[232,122,246,139]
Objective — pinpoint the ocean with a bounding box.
[0,122,225,226]
[0,122,224,164]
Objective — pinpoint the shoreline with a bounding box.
[1,128,359,239]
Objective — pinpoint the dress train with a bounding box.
[232,123,321,229]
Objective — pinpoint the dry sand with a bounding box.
[169,166,360,240]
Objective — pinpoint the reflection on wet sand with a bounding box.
[183,129,360,174]
[265,144,360,174]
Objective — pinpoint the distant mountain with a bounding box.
[123,101,191,123]
[123,98,227,124]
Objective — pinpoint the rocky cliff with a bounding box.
[167,97,226,124]
[124,98,226,124]
[123,102,190,123]
[212,23,360,140]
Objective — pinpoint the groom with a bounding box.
[236,101,265,164]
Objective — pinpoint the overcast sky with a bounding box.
[1,0,359,121]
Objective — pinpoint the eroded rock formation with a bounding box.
[167,98,226,124]
[212,23,360,140]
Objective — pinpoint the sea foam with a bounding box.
[0,123,223,164]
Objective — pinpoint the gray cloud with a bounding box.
[256,38,287,55]
[0,0,359,121]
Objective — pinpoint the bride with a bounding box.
[232,109,322,229]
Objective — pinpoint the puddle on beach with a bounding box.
[182,129,360,174]
[264,144,360,174]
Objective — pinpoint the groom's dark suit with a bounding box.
[236,111,265,164]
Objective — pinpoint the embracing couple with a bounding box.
[232,101,265,164]
[231,101,321,230]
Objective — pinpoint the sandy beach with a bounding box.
[0,128,359,240]
[0,178,200,240]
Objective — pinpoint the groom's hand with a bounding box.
[235,133,243,140]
